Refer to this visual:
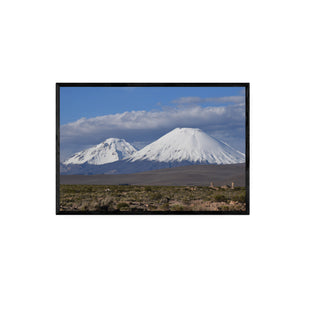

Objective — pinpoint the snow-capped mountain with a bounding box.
[127,128,245,164]
[61,128,245,175]
[63,138,137,165]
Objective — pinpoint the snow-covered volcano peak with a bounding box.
[128,127,245,164]
[63,138,137,165]
[172,127,201,132]
[101,138,125,144]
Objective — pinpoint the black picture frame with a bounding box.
[56,83,249,215]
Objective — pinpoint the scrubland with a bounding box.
[59,185,246,213]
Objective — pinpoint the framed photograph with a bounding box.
[57,83,249,215]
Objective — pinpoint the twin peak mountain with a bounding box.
[62,128,245,175]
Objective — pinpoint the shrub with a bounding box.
[171,205,185,211]
[151,192,162,201]
[117,202,129,209]
[182,198,191,205]
[79,201,90,211]
[232,192,246,203]
[214,194,228,202]
[144,186,152,192]
[161,202,170,211]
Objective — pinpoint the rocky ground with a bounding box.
[59,184,247,214]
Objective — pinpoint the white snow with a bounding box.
[64,128,245,166]
[127,128,245,164]
[63,138,137,165]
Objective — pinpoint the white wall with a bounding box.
[1,1,319,321]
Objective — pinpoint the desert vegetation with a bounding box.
[59,184,246,213]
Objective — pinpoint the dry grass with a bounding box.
[59,184,247,213]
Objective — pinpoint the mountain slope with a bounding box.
[128,128,245,164]
[63,138,137,165]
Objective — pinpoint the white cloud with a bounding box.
[171,95,245,105]
[60,103,245,160]
[62,105,243,140]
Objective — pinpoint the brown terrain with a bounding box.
[59,184,247,214]
[60,163,246,186]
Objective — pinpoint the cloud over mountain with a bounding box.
[60,97,245,160]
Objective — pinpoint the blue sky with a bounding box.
[60,86,244,124]
[60,86,246,160]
